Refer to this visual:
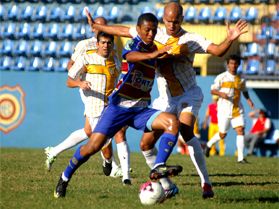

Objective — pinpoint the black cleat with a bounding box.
[103,161,112,176]
[204,145,211,157]
[149,164,183,181]
[54,175,69,198]
[202,183,214,199]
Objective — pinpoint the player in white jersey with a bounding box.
[45,17,131,185]
[204,55,254,163]
[85,1,248,198]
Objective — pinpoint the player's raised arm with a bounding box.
[207,19,248,57]
[85,9,132,38]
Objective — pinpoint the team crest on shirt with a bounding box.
[0,85,26,134]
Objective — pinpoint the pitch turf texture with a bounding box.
[1,148,278,209]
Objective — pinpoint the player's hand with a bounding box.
[79,81,91,90]
[219,92,229,100]
[84,7,95,30]
[157,46,173,57]
[226,19,248,41]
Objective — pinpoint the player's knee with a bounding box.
[167,116,180,133]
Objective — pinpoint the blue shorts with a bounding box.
[93,104,161,138]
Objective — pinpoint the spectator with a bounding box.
[245,109,272,156]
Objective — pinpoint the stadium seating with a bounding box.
[245,7,258,24]
[198,7,211,24]
[31,23,44,40]
[2,22,17,40]
[108,6,120,23]
[64,5,77,22]
[43,41,58,57]
[49,7,63,22]
[13,56,28,71]
[13,40,29,57]
[0,4,7,21]
[8,5,19,21]
[184,6,197,23]
[42,57,56,72]
[17,23,32,40]
[34,5,48,22]
[1,39,14,56]
[58,42,73,57]
[59,24,74,40]
[55,58,68,72]
[228,7,242,23]
[213,7,227,24]
[29,40,43,57]
[21,5,34,22]
[72,24,87,41]
[44,23,60,40]
[257,26,276,40]
[0,56,13,71]
[156,7,164,22]
[242,43,261,58]
[245,59,261,75]
[27,57,42,71]
[265,59,276,75]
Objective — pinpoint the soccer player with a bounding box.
[54,13,183,198]
[204,54,254,163]
[85,2,248,198]
[45,17,130,182]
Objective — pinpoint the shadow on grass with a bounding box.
[212,181,279,187]
[220,196,279,203]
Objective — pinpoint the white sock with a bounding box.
[100,151,112,163]
[62,172,69,182]
[187,137,211,186]
[141,147,172,190]
[207,132,221,148]
[117,141,130,181]
[236,135,245,161]
[51,129,88,157]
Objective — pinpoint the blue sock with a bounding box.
[63,146,89,180]
[155,133,177,165]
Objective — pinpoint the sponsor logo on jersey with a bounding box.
[0,85,26,134]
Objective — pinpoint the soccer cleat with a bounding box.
[54,175,69,198]
[45,147,56,171]
[102,161,112,176]
[110,166,123,178]
[238,158,249,164]
[204,145,211,157]
[164,184,179,199]
[149,164,183,181]
[202,183,214,199]
[122,179,132,186]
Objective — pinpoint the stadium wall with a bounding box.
[1,71,278,156]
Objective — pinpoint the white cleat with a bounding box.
[44,147,56,171]
[110,166,123,178]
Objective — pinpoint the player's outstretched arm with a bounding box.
[207,19,248,57]
[85,9,132,38]
[125,46,172,62]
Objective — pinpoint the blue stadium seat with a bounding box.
[59,24,74,40]
[245,59,260,75]
[198,7,211,24]
[21,5,33,22]
[265,59,276,75]
[245,7,258,24]
[213,7,226,24]
[29,41,43,57]
[31,23,44,40]
[257,26,275,40]
[44,23,60,40]
[44,41,58,57]
[8,5,19,21]
[108,6,120,23]
[0,4,7,21]
[184,7,197,23]
[265,43,276,58]
[156,7,164,23]
[13,40,29,57]
[27,57,42,71]
[141,6,155,15]
[34,5,48,22]
[85,25,94,39]
[73,24,87,40]
[17,23,31,40]
[229,7,242,23]
[42,57,56,72]
[0,56,13,71]
[93,6,107,19]
[1,39,13,56]
[64,5,76,22]
[213,0,224,3]
[2,22,17,39]
[242,43,261,58]
[13,56,28,71]
[49,7,63,22]
[272,9,278,22]
[55,58,68,72]
[58,42,73,57]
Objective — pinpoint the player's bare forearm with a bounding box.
[94,24,132,38]
[67,77,81,88]
[126,48,169,62]
[211,89,229,100]
[207,38,233,57]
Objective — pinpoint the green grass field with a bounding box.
[1,148,279,209]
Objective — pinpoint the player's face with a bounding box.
[227,59,239,75]
[97,37,113,58]
[163,12,183,36]
[136,21,158,44]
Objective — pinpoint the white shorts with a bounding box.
[218,114,245,133]
[152,85,203,117]
[87,115,112,149]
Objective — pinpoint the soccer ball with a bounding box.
[139,181,165,205]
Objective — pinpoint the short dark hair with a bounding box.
[227,54,241,65]
[97,32,114,43]
[137,13,158,26]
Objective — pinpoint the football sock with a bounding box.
[154,133,177,167]
[187,137,210,186]
[142,147,172,190]
[51,129,88,157]
[63,146,89,180]
[117,141,130,181]
[236,135,245,161]
[207,132,221,148]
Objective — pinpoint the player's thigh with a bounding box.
[218,115,231,134]
[114,126,128,143]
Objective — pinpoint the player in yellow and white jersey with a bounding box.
[85,1,248,198]
[204,55,254,163]
[45,17,131,185]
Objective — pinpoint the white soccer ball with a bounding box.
[139,181,165,205]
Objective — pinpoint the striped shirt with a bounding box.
[211,71,247,118]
